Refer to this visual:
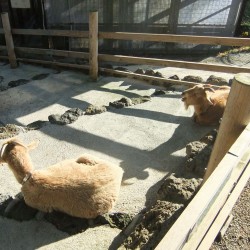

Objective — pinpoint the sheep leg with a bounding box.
[4,192,24,216]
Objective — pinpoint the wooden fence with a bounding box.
[0,11,250,87]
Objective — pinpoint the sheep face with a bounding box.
[181,84,214,109]
[0,139,38,163]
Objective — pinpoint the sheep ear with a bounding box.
[27,141,39,151]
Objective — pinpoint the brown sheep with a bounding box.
[0,138,123,219]
[181,84,230,125]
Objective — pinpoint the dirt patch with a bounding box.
[48,108,84,125]
[210,180,250,250]
[157,175,202,205]
[114,129,217,249]
[121,201,184,249]
[85,105,107,115]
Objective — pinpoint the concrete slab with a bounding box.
[0,62,234,249]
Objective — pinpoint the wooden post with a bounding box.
[203,73,250,184]
[89,11,98,81]
[1,12,17,68]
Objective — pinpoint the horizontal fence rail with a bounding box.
[0,11,250,80]
[99,32,250,46]
[1,28,249,46]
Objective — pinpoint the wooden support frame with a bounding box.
[100,67,206,88]
[1,11,250,77]
[89,11,98,81]
[99,53,250,74]
[1,12,17,68]
[203,73,250,183]
[155,123,250,250]
[99,32,250,47]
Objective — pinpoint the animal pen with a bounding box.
[0,6,250,250]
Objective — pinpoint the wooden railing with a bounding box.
[1,11,250,86]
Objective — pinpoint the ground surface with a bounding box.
[0,51,249,249]
[210,180,250,250]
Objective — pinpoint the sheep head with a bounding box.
[181,84,215,109]
[0,138,38,164]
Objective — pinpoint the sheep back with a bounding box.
[21,155,123,219]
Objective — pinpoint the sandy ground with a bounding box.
[0,59,239,249]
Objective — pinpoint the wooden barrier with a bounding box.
[155,123,250,250]
[100,68,206,88]
[89,11,98,81]
[99,32,250,46]
[99,53,250,74]
[203,73,250,184]
[1,11,250,77]
[1,13,17,68]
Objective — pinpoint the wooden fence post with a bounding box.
[89,11,98,81]
[203,73,250,184]
[1,12,17,68]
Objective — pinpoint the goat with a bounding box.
[0,139,123,219]
[181,84,230,125]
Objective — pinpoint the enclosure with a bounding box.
[0,3,250,250]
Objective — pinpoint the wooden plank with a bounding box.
[89,11,98,81]
[218,214,234,240]
[155,154,237,250]
[99,32,250,47]
[155,124,250,250]
[182,146,250,250]
[0,55,8,60]
[100,68,203,88]
[17,58,89,70]
[11,29,89,38]
[203,74,250,183]
[1,13,17,68]
[197,161,250,249]
[15,47,89,59]
[99,54,250,74]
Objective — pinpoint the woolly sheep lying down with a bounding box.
[0,139,124,219]
[181,84,230,126]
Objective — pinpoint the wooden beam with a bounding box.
[197,160,250,249]
[0,55,8,60]
[11,29,89,38]
[1,13,17,68]
[17,58,89,70]
[89,11,98,81]
[99,32,250,47]
[100,67,205,88]
[182,146,250,250]
[15,47,89,59]
[203,73,250,184]
[99,54,250,74]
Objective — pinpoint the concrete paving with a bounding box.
[0,62,234,249]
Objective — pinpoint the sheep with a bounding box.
[0,138,124,219]
[181,84,230,125]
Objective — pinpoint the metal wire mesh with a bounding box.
[43,0,244,54]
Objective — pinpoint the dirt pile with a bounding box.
[118,129,217,249]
